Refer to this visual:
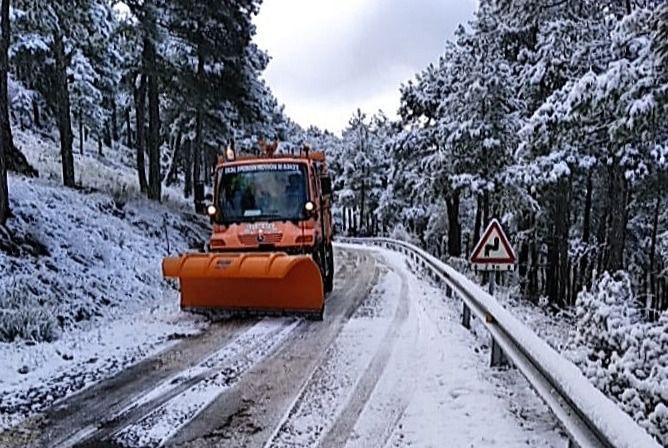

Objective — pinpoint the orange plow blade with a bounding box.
[163,253,324,315]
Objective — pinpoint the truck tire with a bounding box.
[324,243,334,293]
[306,306,324,321]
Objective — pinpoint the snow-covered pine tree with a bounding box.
[12,0,118,187]
[395,59,446,251]
[165,0,264,190]
[442,2,521,253]
[337,109,391,235]
[80,2,121,154]
[69,49,104,155]
[122,0,164,200]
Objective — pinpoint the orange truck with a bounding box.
[162,144,334,320]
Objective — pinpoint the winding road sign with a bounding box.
[470,219,516,271]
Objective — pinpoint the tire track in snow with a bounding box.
[3,319,255,448]
[263,257,407,448]
[62,319,297,448]
[111,319,299,448]
[162,248,379,448]
[318,265,410,448]
[340,254,433,448]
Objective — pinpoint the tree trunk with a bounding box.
[103,120,111,147]
[546,222,559,305]
[582,170,593,244]
[125,107,132,148]
[111,97,118,142]
[360,173,366,234]
[648,196,660,317]
[544,179,570,308]
[142,2,162,201]
[528,228,539,300]
[97,134,103,156]
[134,74,148,193]
[193,109,202,186]
[578,170,594,292]
[32,94,40,128]
[78,109,83,155]
[146,56,161,201]
[473,194,483,246]
[604,162,627,272]
[165,130,182,186]
[193,48,205,187]
[184,138,192,198]
[518,203,532,295]
[0,0,10,225]
[595,172,610,274]
[53,31,75,187]
[556,179,570,307]
[446,191,461,256]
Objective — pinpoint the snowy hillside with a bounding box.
[0,131,211,428]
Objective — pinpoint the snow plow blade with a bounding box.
[163,253,324,317]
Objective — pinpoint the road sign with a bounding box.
[470,219,516,271]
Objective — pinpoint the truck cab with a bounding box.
[195,149,334,293]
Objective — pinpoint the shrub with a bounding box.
[0,283,59,343]
[571,271,667,444]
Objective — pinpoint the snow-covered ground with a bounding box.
[0,128,648,446]
[1,242,569,447]
[494,286,573,354]
[13,127,189,208]
[264,246,566,448]
[1,130,210,429]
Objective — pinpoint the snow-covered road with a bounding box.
[0,246,566,447]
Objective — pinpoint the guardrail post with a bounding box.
[490,338,508,368]
[462,303,471,329]
[446,285,452,298]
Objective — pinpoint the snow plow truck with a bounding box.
[162,142,334,320]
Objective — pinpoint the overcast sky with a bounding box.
[254,0,477,134]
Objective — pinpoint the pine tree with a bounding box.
[165,0,264,188]
[123,0,163,200]
[12,0,118,187]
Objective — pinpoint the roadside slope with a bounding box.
[1,133,210,429]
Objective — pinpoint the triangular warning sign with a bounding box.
[470,219,516,269]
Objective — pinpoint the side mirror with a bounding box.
[320,176,332,196]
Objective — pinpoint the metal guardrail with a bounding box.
[337,237,660,448]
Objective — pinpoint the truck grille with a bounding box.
[238,233,283,245]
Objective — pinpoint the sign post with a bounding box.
[469,219,516,367]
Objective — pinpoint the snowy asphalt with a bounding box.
[0,247,565,447]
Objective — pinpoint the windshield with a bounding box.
[218,162,308,223]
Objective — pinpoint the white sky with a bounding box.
[254,0,476,133]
